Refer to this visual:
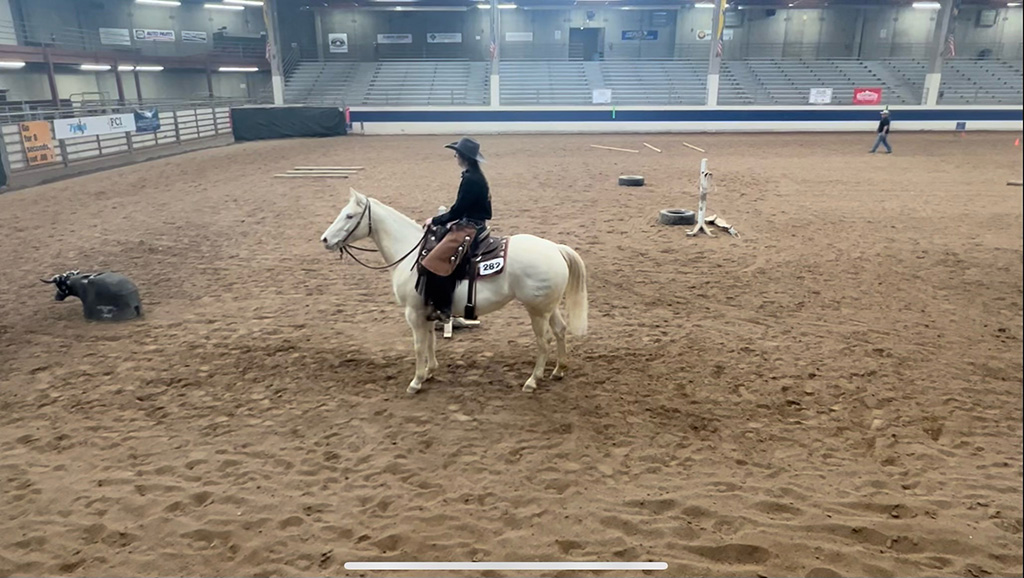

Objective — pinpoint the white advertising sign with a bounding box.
[99,28,131,46]
[427,32,462,44]
[134,28,175,42]
[808,87,833,104]
[505,32,533,42]
[329,33,349,52]
[54,114,137,140]
[377,34,413,44]
[696,29,732,41]
[182,30,208,43]
[592,88,612,104]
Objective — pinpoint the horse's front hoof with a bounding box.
[522,381,537,393]
[407,382,422,394]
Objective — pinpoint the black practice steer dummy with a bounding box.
[40,270,142,321]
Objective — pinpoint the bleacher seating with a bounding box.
[734,59,917,105]
[938,59,1023,104]
[283,60,490,106]
[283,58,1023,107]
[498,61,592,105]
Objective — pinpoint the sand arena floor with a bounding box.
[0,132,1021,578]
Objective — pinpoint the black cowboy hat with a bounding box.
[445,136,486,163]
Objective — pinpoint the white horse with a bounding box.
[321,188,588,394]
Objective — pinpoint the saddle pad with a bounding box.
[472,236,509,278]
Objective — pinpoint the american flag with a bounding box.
[945,0,961,58]
[716,38,723,57]
[489,40,496,61]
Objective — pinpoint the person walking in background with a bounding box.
[870,109,892,154]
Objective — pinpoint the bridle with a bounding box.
[335,199,427,271]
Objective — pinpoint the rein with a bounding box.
[337,200,427,271]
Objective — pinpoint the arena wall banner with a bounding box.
[53,113,136,140]
[853,87,883,105]
[19,121,57,166]
[376,34,412,44]
[133,28,175,42]
[182,31,208,43]
[134,108,161,133]
[329,33,349,53]
[427,32,462,44]
[621,30,658,41]
[99,27,131,46]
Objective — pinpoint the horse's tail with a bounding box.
[557,244,588,337]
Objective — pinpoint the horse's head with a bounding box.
[321,188,371,251]
[40,270,81,301]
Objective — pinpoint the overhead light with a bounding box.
[135,0,181,5]
[80,64,112,71]
[0,60,27,69]
[1008,2,1021,6]
[223,0,264,5]
[476,3,516,7]
[136,65,164,71]
[693,2,716,7]
[911,1,941,8]
[366,5,466,9]
[219,66,259,72]
[204,2,245,9]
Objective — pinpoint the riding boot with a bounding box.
[423,272,455,322]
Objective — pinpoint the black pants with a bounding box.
[419,219,486,316]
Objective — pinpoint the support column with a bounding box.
[134,69,143,102]
[314,8,325,62]
[43,47,60,108]
[263,0,285,105]
[922,0,955,105]
[206,62,215,98]
[705,0,727,106]
[852,8,866,58]
[489,0,500,107]
[114,60,126,105]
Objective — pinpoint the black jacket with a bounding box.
[432,167,492,226]
[877,117,891,134]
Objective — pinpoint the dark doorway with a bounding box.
[569,27,604,61]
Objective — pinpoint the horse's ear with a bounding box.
[349,187,366,205]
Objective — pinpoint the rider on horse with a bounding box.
[419,137,492,323]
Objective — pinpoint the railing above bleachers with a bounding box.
[0,18,266,60]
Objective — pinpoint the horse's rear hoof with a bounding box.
[522,382,537,393]
[407,383,422,394]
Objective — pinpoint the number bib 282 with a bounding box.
[477,257,505,276]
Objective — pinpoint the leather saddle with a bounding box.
[416,222,509,320]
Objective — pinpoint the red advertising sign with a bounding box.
[853,87,883,105]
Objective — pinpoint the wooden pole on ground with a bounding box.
[590,144,639,153]
[682,142,706,153]
[643,142,662,153]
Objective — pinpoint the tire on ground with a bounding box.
[618,175,645,187]
[658,209,696,226]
